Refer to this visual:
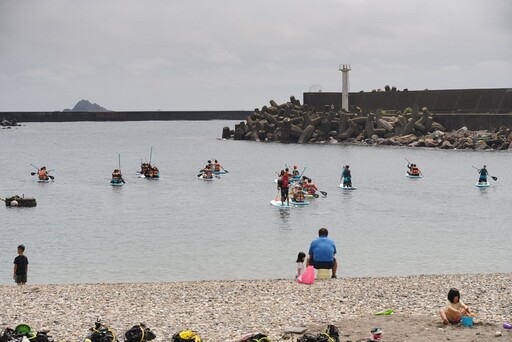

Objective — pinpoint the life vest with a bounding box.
[38,170,48,180]
[411,167,420,175]
[294,190,305,202]
[214,163,221,171]
[292,169,300,176]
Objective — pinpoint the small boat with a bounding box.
[37,178,53,183]
[339,184,357,190]
[199,174,215,181]
[212,170,227,175]
[405,173,422,178]
[2,195,37,207]
[475,182,490,188]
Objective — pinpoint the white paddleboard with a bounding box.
[339,184,357,190]
[475,182,490,188]
[405,173,422,178]
[269,199,292,208]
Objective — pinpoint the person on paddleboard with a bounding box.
[341,165,352,187]
[407,163,421,176]
[306,178,318,195]
[203,165,213,179]
[214,160,222,172]
[277,169,290,205]
[38,166,49,181]
[291,185,305,203]
[477,165,488,183]
[111,169,124,183]
[292,166,300,177]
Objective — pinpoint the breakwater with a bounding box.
[225,97,512,150]
[0,111,251,122]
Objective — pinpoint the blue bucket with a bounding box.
[461,316,473,327]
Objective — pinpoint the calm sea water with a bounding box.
[0,121,511,284]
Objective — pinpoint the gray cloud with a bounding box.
[1,0,511,111]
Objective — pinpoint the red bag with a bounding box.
[297,265,315,284]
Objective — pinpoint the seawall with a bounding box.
[0,111,251,122]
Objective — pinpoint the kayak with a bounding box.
[290,200,310,206]
[212,171,227,175]
[339,184,357,190]
[110,179,124,186]
[37,179,53,183]
[405,173,422,178]
[475,182,490,188]
[199,175,215,181]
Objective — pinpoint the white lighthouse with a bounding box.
[339,64,351,111]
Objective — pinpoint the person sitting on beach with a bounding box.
[439,288,470,325]
[292,186,305,203]
[38,166,49,180]
[295,252,306,279]
[478,165,488,183]
[307,228,337,278]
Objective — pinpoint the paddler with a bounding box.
[306,178,318,195]
[214,160,222,172]
[340,165,352,187]
[203,165,213,179]
[477,165,488,183]
[407,162,421,176]
[292,166,300,177]
[111,169,124,183]
[38,166,49,181]
[292,185,305,203]
[277,169,290,205]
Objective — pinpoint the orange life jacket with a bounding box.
[214,163,221,171]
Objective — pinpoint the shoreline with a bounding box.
[1,273,511,341]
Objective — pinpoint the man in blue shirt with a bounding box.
[307,228,338,278]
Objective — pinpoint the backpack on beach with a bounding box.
[171,330,202,342]
[124,324,156,342]
[239,333,271,342]
[297,325,340,342]
[85,320,118,342]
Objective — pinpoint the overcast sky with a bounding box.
[1,0,511,111]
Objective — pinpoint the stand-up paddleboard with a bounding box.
[405,173,422,178]
[290,200,310,206]
[475,182,490,188]
[200,176,215,181]
[339,184,357,190]
[37,179,53,183]
[269,199,293,208]
[110,180,124,186]
[212,171,227,175]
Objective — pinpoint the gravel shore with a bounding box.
[1,273,511,341]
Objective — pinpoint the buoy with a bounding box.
[11,200,18,207]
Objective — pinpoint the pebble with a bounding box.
[0,273,511,341]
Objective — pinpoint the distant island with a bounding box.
[63,99,110,112]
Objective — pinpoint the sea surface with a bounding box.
[0,121,511,285]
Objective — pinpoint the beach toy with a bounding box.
[461,315,473,327]
[374,309,394,315]
[503,323,512,329]
[317,268,330,280]
[15,324,31,334]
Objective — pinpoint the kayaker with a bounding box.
[292,166,300,177]
[203,165,213,179]
[306,178,318,195]
[277,169,290,205]
[111,169,124,183]
[152,165,159,177]
[478,165,488,183]
[407,163,421,176]
[340,165,352,187]
[292,186,305,203]
[214,160,222,172]
[38,166,49,181]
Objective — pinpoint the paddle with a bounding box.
[472,166,497,181]
[317,190,328,197]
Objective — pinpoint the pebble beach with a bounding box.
[1,273,511,342]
